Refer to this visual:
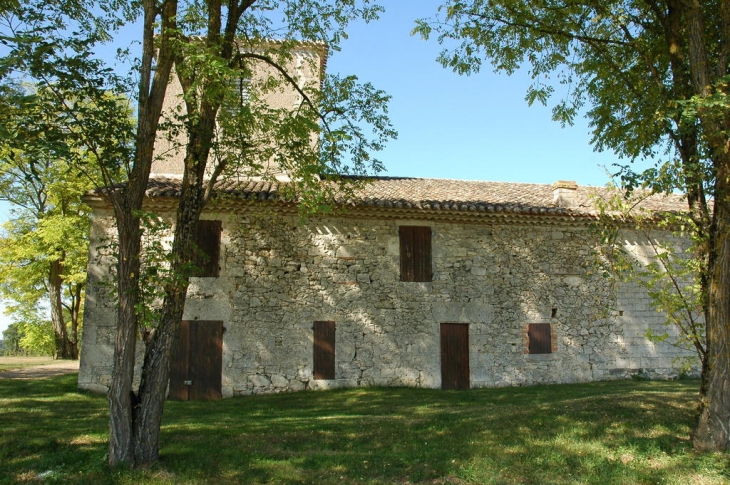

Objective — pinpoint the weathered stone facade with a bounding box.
[78,193,695,397]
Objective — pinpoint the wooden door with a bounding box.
[169,320,192,400]
[313,321,336,380]
[169,320,223,400]
[440,323,470,390]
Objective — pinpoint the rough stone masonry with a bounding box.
[78,190,696,397]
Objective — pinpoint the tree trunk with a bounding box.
[682,0,730,451]
[49,259,74,359]
[107,208,143,466]
[68,283,82,358]
[126,5,230,452]
[132,280,189,466]
[105,0,179,467]
[693,157,730,452]
[131,121,211,465]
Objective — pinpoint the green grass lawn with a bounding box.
[0,375,728,484]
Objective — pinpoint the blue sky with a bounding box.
[329,1,631,185]
[0,1,640,337]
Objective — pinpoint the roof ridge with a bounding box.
[86,175,687,218]
[331,174,612,188]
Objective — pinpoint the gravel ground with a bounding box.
[0,357,79,379]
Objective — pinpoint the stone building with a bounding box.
[78,175,696,398]
[76,43,696,398]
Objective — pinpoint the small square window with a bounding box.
[527,323,553,354]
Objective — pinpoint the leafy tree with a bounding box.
[2,0,394,467]
[594,190,705,374]
[0,84,98,360]
[121,1,394,467]
[0,316,54,356]
[416,0,730,450]
[1,322,23,355]
[17,314,56,356]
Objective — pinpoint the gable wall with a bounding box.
[78,207,696,396]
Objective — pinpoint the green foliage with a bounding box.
[414,0,727,195]
[156,1,396,213]
[417,2,730,448]
[1,322,23,355]
[0,83,98,356]
[135,212,184,332]
[94,212,180,333]
[0,3,136,187]
[0,318,53,356]
[0,0,134,89]
[2,0,397,297]
[18,317,55,356]
[0,211,90,306]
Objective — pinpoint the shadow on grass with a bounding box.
[0,374,110,484]
[1,376,728,485]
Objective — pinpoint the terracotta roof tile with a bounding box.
[117,175,688,218]
[343,177,686,216]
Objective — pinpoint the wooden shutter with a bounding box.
[313,321,336,380]
[440,323,470,390]
[528,323,552,354]
[399,226,432,282]
[192,220,222,277]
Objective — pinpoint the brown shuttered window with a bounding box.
[192,220,222,277]
[313,321,336,380]
[528,323,552,354]
[399,226,432,282]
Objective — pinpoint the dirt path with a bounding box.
[0,357,79,380]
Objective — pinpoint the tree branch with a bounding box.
[459,7,631,47]
[236,51,333,133]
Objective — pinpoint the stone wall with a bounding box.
[78,207,697,396]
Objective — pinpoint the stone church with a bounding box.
[77,46,694,399]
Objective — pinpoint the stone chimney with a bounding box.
[553,180,578,208]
